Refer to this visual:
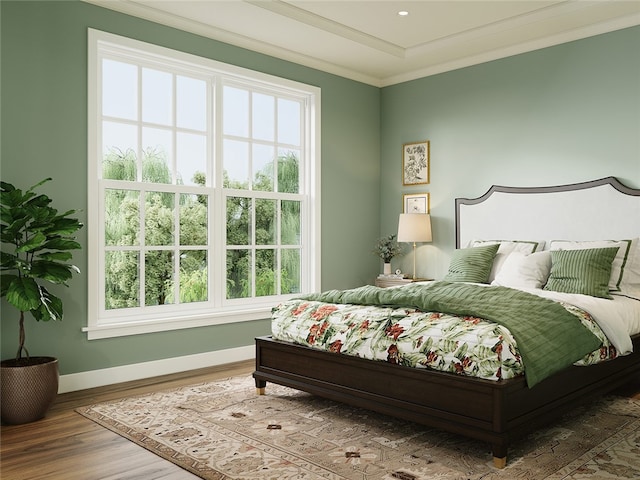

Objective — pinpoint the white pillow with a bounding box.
[549,240,632,293]
[471,240,543,282]
[491,251,552,289]
[617,238,640,300]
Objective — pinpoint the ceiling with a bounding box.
[85,0,640,86]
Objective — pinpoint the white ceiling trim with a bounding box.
[83,0,640,87]
[83,0,383,85]
[405,1,589,57]
[245,0,406,58]
[387,11,640,86]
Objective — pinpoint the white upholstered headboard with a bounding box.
[456,177,640,249]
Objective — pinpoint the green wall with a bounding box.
[381,26,640,280]
[1,2,638,378]
[0,1,380,374]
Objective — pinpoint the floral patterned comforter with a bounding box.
[271,298,617,381]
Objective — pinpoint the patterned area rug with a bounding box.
[76,375,640,480]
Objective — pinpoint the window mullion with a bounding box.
[172,73,179,305]
[277,198,282,295]
[172,72,178,185]
[137,65,143,183]
[138,186,146,308]
[174,191,180,305]
[212,77,222,307]
[250,197,256,298]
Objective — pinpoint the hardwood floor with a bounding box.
[1,361,638,480]
[0,360,254,480]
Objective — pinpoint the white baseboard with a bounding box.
[58,344,255,393]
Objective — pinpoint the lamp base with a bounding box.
[411,242,417,279]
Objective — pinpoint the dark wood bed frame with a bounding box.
[253,177,640,468]
[254,335,640,468]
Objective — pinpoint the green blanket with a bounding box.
[301,281,601,387]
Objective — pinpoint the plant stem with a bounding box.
[16,310,29,360]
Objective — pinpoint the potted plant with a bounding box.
[1,178,83,424]
[373,234,403,275]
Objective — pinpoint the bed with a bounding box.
[253,176,640,468]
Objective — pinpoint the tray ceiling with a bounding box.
[84,1,640,86]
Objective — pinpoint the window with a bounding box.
[86,30,320,339]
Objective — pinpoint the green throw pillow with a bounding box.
[543,247,619,299]
[444,243,500,283]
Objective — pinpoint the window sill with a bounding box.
[83,306,272,339]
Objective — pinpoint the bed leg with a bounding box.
[255,378,266,395]
[493,456,507,469]
[492,443,507,469]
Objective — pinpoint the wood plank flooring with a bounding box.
[1,361,638,480]
[1,360,254,480]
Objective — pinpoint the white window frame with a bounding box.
[86,29,320,339]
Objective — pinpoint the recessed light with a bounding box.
[398,11,409,17]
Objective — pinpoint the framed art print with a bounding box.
[403,193,430,214]
[402,140,430,185]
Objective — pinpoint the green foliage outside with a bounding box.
[102,147,301,309]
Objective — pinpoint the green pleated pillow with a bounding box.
[543,247,619,299]
[444,243,500,283]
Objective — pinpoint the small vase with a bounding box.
[383,263,392,275]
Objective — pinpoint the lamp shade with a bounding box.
[397,213,432,243]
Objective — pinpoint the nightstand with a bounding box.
[375,276,432,288]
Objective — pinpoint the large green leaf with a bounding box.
[25,193,53,209]
[37,251,73,262]
[45,217,83,236]
[1,274,18,297]
[29,261,74,284]
[31,286,63,322]
[0,251,18,269]
[40,238,82,251]
[27,207,56,226]
[0,187,25,208]
[0,180,16,193]
[1,216,30,240]
[16,232,46,253]
[6,277,40,311]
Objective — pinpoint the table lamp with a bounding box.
[397,213,432,280]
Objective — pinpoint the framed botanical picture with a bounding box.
[403,193,430,214]
[402,140,430,185]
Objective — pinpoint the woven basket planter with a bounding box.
[1,356,59,425]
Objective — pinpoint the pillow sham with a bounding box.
[549,239,630,292]
[471,240,543,282]
[491,251,552,289]
[543,247,619,299]
[470,240,543,253]
[618,238,640,300]
[444,243,500,283]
